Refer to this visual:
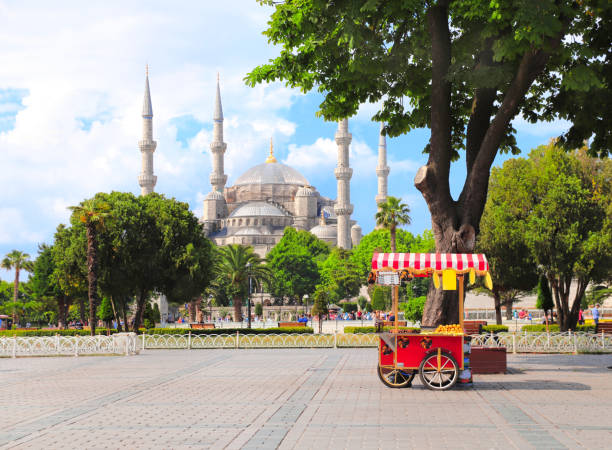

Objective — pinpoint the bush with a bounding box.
[143,319,155,330]
[341,302,358,313]
[482,325,509,333]
[400,296,426,323]
[521,324,597,332]
[0,328,118,337]
[142,327,314,335]
[344,326,420,334]
[576,324,596,332]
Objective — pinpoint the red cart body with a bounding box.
[379,333,464,370]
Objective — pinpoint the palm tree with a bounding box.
[1,250,33,324]
[375,196,411,252]
[68,199,112,336]
[215,244,270,322]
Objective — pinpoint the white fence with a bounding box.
[141,331,612,353]
[2,332,610,357]
[0,333,139,357]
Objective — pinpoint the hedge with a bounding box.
[521,324,596,333]
[0,329,119,337]
[0,327,314,337]
[142,327,314,335]
[344,326,420,334]
[482,325,509,333]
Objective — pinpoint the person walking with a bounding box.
[591,304,600,326]
[578,308,584,325]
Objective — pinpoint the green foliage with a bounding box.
[247,0,610,158]
[142,327,314,335]
[254,303,263,316]
[317,247,362,304]
[265,228,325,301]
[375,197,411,252]
[370,286,389,311]
[536,276,554,312]
[364,303,373,313]
[356,296,367,311]
[143,319,154,330]
[584,285,612,309]
[344,326,420,334]
[400,296,426,323]
[311,289,329,317]
[350,229,434,279]
[341,303,358,313]
[97,297,114,323]
[518,324,596,332]
[482,325,509,333]
[143,300,160,326]
[0,328,117,337]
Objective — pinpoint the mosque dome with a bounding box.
[205,190,224,200]
[310,223,337,240]
[234,227,271,236]
[229,201,288,217]
[234,162,308,187]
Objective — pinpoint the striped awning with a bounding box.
[371,253,489,274]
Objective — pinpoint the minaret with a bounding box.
[334,119,353,249]
[209,74,227,193]
[138,65,157,195]
[376,122,390,209]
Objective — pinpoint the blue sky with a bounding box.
[0,1,569,281]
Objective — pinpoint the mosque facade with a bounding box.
[138,71,391,259]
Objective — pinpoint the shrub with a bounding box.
[344,326,420,334]
[143,319,155,330]
[400,296,426,323]
[576,324,596,332]
[142,327,314,335]
[341,302,358,313]
[521,324,597,332]
[482,325,509,333]
[0,329,117,337]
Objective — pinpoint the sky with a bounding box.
[0,1,570,281]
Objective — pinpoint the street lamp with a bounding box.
[246,263,252,329]
[208,294,213,323]
[303,294,309,326]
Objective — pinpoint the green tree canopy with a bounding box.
[536,275,554,316]
[248,0,611,327]
[317,247,362,304]
[1,250,33,324]
[375,196,411,252]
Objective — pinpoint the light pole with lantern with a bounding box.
[303,294,309,326]
[246,263,252,329]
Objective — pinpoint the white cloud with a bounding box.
[512,115,571,137]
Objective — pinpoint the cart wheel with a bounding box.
[377,364,415,388]
[418,350,458,391]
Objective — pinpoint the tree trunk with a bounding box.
[233,296,243,322]
[122,300,129,333]
[504,298,513,321]
[189,300,198,322]
[57,296,67,329]
[110,296,121,332]
[12,266,20,324]
[78,297,86,325]
[86,224,99,336]
[132,290,147,332]
[390,226,396,253]
[493,288,502,325]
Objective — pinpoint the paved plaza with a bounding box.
[1,349,611,449]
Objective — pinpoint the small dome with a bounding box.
[351,224,362,230]
[229,201,287,218]
[234,162,309,186]
[310,224,337,239]
[234,227,271,236]
[296,186,315,197]
[205,191,224,200]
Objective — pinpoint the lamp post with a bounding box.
[303,294,309,326]
[246,263,252,329]
[208,294,213,323]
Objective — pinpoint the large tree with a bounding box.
[318,247,363,304]
[68,199,113,335]
[477,160,539,324]
[265,228,328,303]
[1,250,33,324]
[248,0,610,326]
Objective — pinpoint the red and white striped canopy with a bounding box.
[372,253,489,273]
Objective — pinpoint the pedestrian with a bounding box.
[578,308,584,325]
[591,304,600,326]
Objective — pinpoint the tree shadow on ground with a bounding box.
[470,380,590,391]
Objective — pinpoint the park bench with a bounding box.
[278,322,305,328]
[463,320,487,335]
[596,322,612,335]
[189,323,215,329]
[381,321,407,327]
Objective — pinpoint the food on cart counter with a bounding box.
[434,324,464,335]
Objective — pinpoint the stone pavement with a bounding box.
[0,349,611,449]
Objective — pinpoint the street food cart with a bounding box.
[369,252,492,390]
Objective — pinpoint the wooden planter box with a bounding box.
[190,323,215,329]
[470,347,507,374]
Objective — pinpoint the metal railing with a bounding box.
[2,332,610,356]
[0,333,139,357]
